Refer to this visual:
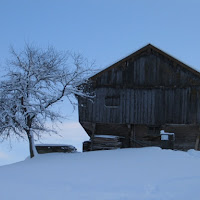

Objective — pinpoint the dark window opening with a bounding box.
[105,95,120,107]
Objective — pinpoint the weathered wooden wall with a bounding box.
[80,122,198,150]
[78,46,200,150]
[79,87,200,125]
[79,49,200,126]
[94,50,200,87]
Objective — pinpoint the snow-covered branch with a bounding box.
[0,44,95,158]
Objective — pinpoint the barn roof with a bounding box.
[91,44,200,80]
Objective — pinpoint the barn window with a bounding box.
[105,95,120,107]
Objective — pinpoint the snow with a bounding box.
[161,134,169,140]
[0,147,200,200]
[35,144,75,147]
[160,130,175,135]
[160,130,175,140]
[94,135,120,139]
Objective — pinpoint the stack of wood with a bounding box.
[83,141,91,152]
[35,144,77,154]
[83,135,122,152]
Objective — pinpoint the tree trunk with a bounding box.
[27,130,38,158]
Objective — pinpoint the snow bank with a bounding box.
[0,147,200,200]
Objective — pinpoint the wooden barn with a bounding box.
[78,44,200,151]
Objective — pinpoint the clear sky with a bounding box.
[0,0,200,165]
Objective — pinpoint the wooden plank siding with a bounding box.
[79,87,200,125]
[94,52,200,88]
[78,44,200,150]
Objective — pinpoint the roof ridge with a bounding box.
[90,44,200,80]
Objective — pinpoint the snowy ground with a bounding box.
[0,147,200,200]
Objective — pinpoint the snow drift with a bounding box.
[0,147,200,200]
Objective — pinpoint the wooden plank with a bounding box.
[90,123,96,151]
[195,133,200,150]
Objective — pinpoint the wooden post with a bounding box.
[133,125,136,147]
[127,124,131,147]
[195,128,200,150]
[128,124,135,148]
[130,125,134,147]
[195,135,200,150]
[91,123,96,151]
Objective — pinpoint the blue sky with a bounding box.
[0,0,200,165]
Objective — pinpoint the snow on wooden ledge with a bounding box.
[94,135,120,139]
[35,144,74,147]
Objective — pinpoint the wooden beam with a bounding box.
[127,124,131,147]
[195,135,200,150]
[130,125,134,147]
[128,124,135,148]
[90,123,96,151]
[195,127,200,150]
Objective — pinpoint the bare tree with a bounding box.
[0,44,93,158]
